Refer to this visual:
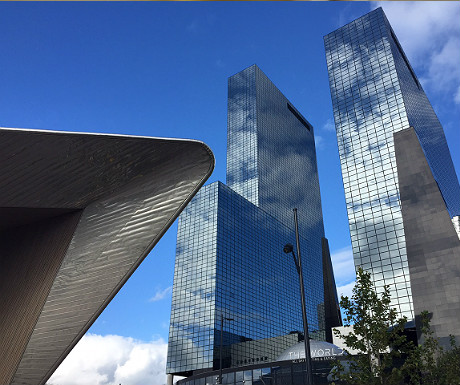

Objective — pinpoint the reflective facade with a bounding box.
[167,65,333,376]
[174,339,345,385]
[174,357,342,385]
[227,65,324,242]
[324,8,460,320]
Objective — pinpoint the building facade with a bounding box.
[394,127,460,347]
[175,340,345,385]
[167,65,341,378]
[324,7,460,321]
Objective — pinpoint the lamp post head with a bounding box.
[283,243,294,254]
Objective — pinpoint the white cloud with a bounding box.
[330,246,356,287]
[314,134,324,150]
[149,286,173,302]
[373,2,460,104]
[47,334,168,385]
[421,35,460,101]
[455,87,460,105]
[322,118,336,132]
[336,281,355,300]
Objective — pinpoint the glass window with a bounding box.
[273,366,292,385]
[244,370,252,385]
[222,372,234,385]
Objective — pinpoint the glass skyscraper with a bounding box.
[324,8,460,320]
[167,65,340,378]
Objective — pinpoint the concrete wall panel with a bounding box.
[394,127,460,346]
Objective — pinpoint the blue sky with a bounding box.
[1,2,459,384]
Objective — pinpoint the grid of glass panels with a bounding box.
[177,366,275,385]
[227,65,259,206]
[227,65,326,246]
[325,8,413,319]
[176,359,337,385]
[383,16,460,218]
[168,65,329,375]
[167,183,219,373]
[167,182,325,374]
[324,7,460,320]
[216,182,325,367]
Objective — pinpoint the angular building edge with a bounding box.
[394,127,460,347]
[324,6,460,323]
[0,127,214,385]
[322,237,343,343]
[167,64,342,384]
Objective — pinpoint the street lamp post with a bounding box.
[218,314,234,384]
[283,208,313,385]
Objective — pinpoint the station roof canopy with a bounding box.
[0,127,214,385]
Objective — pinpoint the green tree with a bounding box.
[440,336,460,384]
[331,269,460,385]
[402,311,460,385]
[331,267,409,385]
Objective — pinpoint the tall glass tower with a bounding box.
[167,65,340,378]
[324,8,460,320]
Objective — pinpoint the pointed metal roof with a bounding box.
[0,127,214,385]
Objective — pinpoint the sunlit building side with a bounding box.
[166,65,341,381]
[324,7,460,322]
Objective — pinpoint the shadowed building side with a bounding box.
[322,237,343,343]
[0,210,83,385]
[0,127,214,385]
[394,127,460,348]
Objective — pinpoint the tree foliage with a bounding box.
[331,267,408,385]
[331,268,460,385]
[402,311,460,385]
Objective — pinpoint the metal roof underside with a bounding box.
[0,127,214,385]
